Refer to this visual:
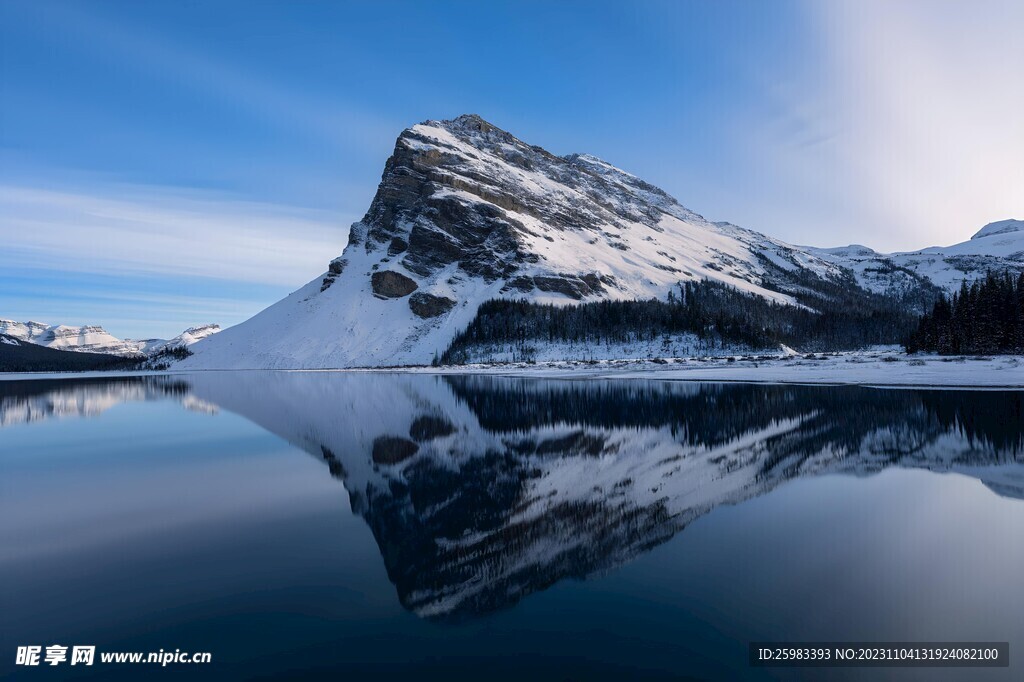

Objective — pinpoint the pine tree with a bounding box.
[906,270,1024,355]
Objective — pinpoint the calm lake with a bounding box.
[1,373,1022,681]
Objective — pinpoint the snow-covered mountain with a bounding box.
[0,320,146,356]
[182,114,1019,369]
[810,218,1024,295]
[0,320,220,357]
[182,115,852,369]
[140,324,222,356]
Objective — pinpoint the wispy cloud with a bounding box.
[0,183,346,286]
[0,181,350,337]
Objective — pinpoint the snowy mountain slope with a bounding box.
[0,320,146,356]
[183,115,858,370]
[810,218,1024,294]
[0,320,51,344]
[141,324,221,356]
[972,218,1024,241]
[0,319,220,357]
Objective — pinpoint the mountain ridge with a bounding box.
[0,319,220,357]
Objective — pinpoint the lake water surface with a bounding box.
[2,373,1022,680]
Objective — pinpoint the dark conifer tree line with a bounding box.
[440,278,921,364]
[905,271,1024,354]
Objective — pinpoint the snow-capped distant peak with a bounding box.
[0,319,221,357]
[0,319,50,343]
[972,219,1024,240]
[154,324,221,352]
[130,324,221,356]
[816,244,879,258]
[808,218,1024,296]
[10,322,137,356]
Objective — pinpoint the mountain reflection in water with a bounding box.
[2,373,1021,620]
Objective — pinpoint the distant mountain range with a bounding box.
[809,218,1024,295]
[0,320,220,358]
[176,115,1021,369]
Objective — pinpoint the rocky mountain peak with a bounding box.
[437,113,516,142]
[181,324,220,336]
[351,113,750,294]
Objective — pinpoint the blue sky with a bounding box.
[2,0,1021,338]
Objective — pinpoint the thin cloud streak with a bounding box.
[0,184,348,287]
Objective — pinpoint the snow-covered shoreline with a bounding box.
[1,351,1021,388]
[429,352,1022,388]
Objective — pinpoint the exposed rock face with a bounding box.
[409,293,456,318]
[371,270,418,298]
[356,114,714,287]
[320,258,348,291]
[502,273,610,299]
[387,237,408,256]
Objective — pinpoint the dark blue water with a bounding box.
[1,373,1022,680]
